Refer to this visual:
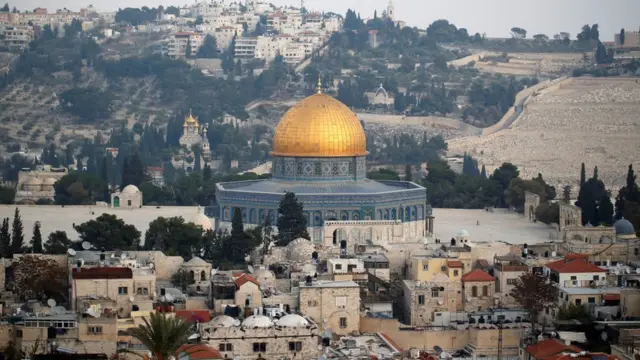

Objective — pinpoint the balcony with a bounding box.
[563,279,606,288]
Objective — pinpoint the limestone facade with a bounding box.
[201,320,319,359]
[524,191,540,222]
[402,279,461,326]
[110,184,143,209]
[234,277,263,310]
[14,166,68,203]
[181,256,212,295]
[299,280,360,335]
[462,279,496,311]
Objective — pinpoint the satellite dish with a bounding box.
[47,299,57,307]
[165,293,175,302]
[636,268,640,274]
[85,308,100,318]
[129,296,135,302]
[211,268,218,276]
[52,306,66,315]
[551,251,556,257]
[244,254,251,262]
[67,248,76,256]
[121,253,127,260]
[148,263,154,269]
[626,268,631,274]
[438,300,444,305]
[81,241,91,250]
[615,269,620,275]
[248,265,254,274]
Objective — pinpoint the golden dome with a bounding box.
[184,110,199,126]
[271,93,368,157]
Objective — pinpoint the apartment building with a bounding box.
[2,25,34,49]
[167,32,203,58]
[299,279,360,335]
[234,37,258,59]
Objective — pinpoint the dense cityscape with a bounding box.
[0,0,638,359]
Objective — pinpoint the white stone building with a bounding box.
[167,31,203,58]
[110,184,143,209]
[1,25,34,49]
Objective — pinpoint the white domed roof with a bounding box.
[286,238,315,262]
[25,177,43,185]
[190,212,212,231]
[121,184,140,194]
[210,315,240,328]
[43,177,57,185]
[276,314,309,327]
[457,229,470,237]
[242,315,273,328]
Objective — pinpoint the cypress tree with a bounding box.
[0,218,10,258]
[480,164,487,178]
[31,221,43,253]
[598,194,614,226]
[580,163,586,186]
[101,156,110,203]
[625,164,638,202]
[10,207,24,255]
[276,192,309,246]
[593,166,598,181]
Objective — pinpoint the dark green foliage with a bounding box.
[115,7,161,25]
[31,221,43,253]
[563,185,572,203]
[620,29,625,45]
[226,208,252,262]
[490,162,520,206]
[196,35,218,58]
[73,214,141,250]
[276,192,309,245]
[576,175,607,226]
[122,152,149,189]
[0,186,15,204]
[10,207,24,255]
[598,194,614,226]
[535,202,559,225]
[505,174,555,212]
[54,172,106,205]
[480,165,487,178]
[614,164,640,236]
[185,39,192,58]
[44,231,72,254]
[0,218,10,258]
[144,216,204,259]
[580,163,586,186]
[462,154,480,176]
[367,168,400,181]
[404,164,412,181]
[59,87,113,123]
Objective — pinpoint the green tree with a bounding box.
[1,3,9,11]
[563,185,572,203]
[31,221,43,253]
[10,207,24,255]
[121,152,148,189]
[144,216,204,259]
[185,39,192,58]
[509,272,557,328]
[54,172,106,205]
[598,193,614,226]
[276,192,309,246]
[44,231,72,254]
[620,29,625,45]
[405,164,412,181]
[580,162,586,186]
[490,163,520,205]
[223,208,257,263]
[73,214,141,250]
[0,218,10,258]
[576,176,607,226]
[196,34,218,58]
[480,164,487,178]
[558,303,593,323]
[535,202,559,225]
[0,186,15,204]
[122,312,195,360]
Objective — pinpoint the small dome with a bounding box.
[614,218,636,236]
[457,229,470,237]
[183,256,209,267]
[190,212,212,231]
[43,177,57,185]
[121,184,140,194]
[276,314,310,327]
[242,315,273,328]
[286,238,315,262]
[25,177,43,185]
[210,315,240,328]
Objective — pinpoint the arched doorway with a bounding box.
[113,196,120,208]
[340,240,347,249]
[333,228,347,245]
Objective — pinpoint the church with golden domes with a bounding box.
[171,111,212,172]
[214,83,431,245]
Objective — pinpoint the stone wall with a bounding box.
[202,325,319,359]
[462,280,495,311]
[359,317,524,355]
[299,284,360,335]
[403,280,461,326]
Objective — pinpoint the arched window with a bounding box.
[201,270,206,281]
[189,270,195,282]
[142,288,148,295]
[471,286,478,297]
[136,288,142,294]
[482,285,488,297]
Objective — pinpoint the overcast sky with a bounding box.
[15,0,640,40]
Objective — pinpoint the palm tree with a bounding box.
[123,312,195,360]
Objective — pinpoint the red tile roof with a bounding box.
[545,258,606,273]
[525,338,581,360]
[447,260,463,268]
[565,253,589,260]
[72,267,133,280]
[234,273,259,288]
[603,294,620,301]
[177,344,222,359]
[461,269,495,282]
[175,310,212,323]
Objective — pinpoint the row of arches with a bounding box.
[220,204,425,225]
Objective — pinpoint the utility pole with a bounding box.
[497,302,504,360]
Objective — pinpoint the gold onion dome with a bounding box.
[271,93,368,158]
[184,110,199,126]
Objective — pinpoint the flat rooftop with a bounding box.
[559,287,621,295]
[299,280,359,288]
[433,208,554,245]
